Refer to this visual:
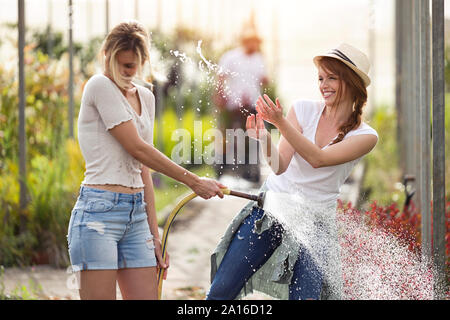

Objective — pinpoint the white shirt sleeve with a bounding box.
[82,75,133,130]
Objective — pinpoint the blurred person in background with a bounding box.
[213,17,268,184]
[67,21,225,300]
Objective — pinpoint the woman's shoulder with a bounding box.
[288,99,323,127]
[87,73,110,84]
[292,99,323,109]
[84,74,113,92]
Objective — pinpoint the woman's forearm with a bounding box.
[134,142,200,188]
[259,132,294,175]
[276,118,324,168]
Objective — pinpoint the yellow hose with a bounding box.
[157,188,231,300]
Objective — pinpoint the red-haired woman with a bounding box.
[207,43,378,300]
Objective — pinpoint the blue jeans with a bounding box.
[207,207,323,300]
[67,186,157,272]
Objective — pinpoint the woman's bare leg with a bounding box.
[79,270,117,300]
[117,267,158,300]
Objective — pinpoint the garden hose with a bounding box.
[157,187,265,299]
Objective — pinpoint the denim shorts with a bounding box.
[67,186,157,272]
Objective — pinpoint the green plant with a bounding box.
[27,141,79,267]
[362,105,403,207]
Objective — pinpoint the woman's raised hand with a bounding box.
[246,113,268,141]
[256,94,284,127]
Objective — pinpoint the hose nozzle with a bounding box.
[222,188,266,208]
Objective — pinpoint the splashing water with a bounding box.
[262,190,435,300]
[169,49,193,64]
[196,40,220,74]
[169,40,244,108]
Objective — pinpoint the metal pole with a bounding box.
[156,0,162,30]
[134,0,139,21]
[176,0,182,29]
[68,0,74,138]
[395,0,405,169]
[413,1,421,214]
[419,0,432,264]
[404,0,415,179]
[271,2,279,79]
[431,0,446,300]
[47,0,53,58]
[105,0,109,36]
[18,0,27,215]
[368,0,376,117]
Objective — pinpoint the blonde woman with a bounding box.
[207,43,378,300]
[67,21,225,300]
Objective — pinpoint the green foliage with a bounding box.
[31,27,103,78]
[363,96,450,207]
[362,106,404,207]
[445,46,450,92]
[32,28,81,59]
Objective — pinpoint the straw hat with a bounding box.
[239,14,262,42]
[313,43,371,87]
[240,29,262,42]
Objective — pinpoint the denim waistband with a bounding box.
[79,185,144,204]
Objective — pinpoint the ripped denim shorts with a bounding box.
[67,186,157,272]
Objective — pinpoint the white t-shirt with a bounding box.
[77,74,155,188]
[265,99,378,203]
[219,48,267,110]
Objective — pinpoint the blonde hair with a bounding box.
[101,20,150,90]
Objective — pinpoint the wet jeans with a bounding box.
[207,207,323,300]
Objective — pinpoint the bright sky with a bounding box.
[1,0,449,108]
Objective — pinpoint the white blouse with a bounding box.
[266,99,378,203]
[77,74,155,188]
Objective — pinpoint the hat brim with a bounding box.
[241,35,262,42]
[313,55,371,88]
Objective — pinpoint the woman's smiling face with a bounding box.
[318,66,347,107]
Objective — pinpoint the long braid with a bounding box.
[331,99,364,145]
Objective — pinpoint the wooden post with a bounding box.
[419,0,432,264]
[18,0,27,216]
[431,0,446,300]
[105,0,109,36]
[68,0,74,138]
